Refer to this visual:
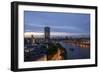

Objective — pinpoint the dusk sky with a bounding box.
[24,11,90,35]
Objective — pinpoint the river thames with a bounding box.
[59,41,90,59]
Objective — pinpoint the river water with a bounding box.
[59,41,90,59]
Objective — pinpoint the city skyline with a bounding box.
[24,11,90,62]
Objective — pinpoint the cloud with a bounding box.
[25,23,81,32]
[24,32,89,37]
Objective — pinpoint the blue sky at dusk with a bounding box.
[24,11,90,34]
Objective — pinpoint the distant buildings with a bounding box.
[64,38,90,48]
[31,35,36,44]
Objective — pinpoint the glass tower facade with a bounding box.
[44,27,50,43]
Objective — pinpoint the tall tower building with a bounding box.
[44,27,50,43]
